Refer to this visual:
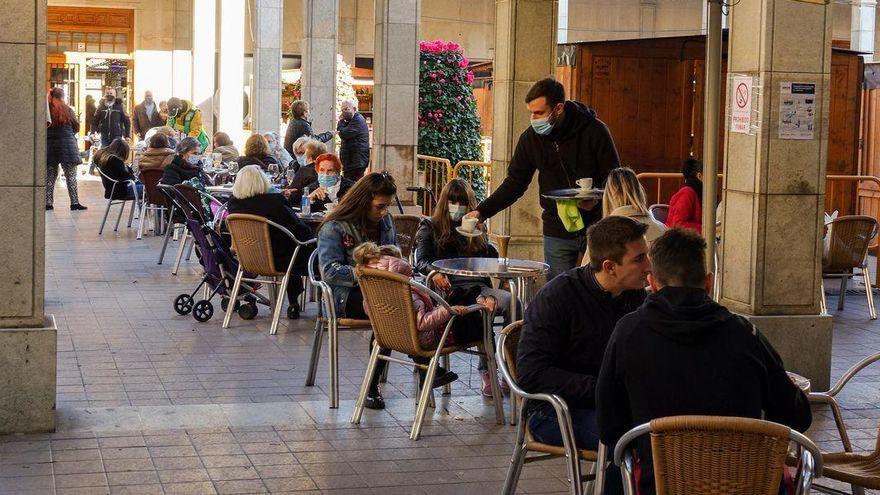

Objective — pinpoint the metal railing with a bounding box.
[416,155,452,215]
[635,172,725,206]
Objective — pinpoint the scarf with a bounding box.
[685,177,703,203]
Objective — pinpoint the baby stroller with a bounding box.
[158,184,271,322]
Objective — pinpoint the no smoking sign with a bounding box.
[731,76,753,134]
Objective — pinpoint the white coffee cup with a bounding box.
[461,217,479,233]
[576,178,593,190]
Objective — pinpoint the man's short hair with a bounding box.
[341,97,359,110]
[525,77,566,107]
[303,139,328,161]
[649,228,708,288]
[587,216,648,269]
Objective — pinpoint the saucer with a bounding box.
[455,226,483,238]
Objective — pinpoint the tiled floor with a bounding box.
[2,176,879,494]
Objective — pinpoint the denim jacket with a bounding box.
[316,215,398,316]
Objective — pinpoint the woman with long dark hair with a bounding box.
[95,137,142,201]
[414,178,513,396]
[46,87,86,211]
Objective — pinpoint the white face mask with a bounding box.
[449,204,467,222]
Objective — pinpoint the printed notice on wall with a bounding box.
[731,76,753,134]
[778,82,816,140]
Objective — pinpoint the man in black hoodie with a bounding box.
[465,77,620,279]
[93,87,131,147]
[596,229,812,495]
[517,216,651,451]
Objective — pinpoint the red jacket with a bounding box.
[666,185,702,233]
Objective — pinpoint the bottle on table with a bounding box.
[301,186,311,216]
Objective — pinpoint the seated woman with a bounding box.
[226,165,315,319]
[666,158,703,233]
[414,178,513,397]
[317,172,398,409]
[290,135,310,171]
[304,153,355,213]
[161,137,211,186]
[237,134,279,171]
[95,138,142,200]
[581,167,667,266]
[283,139,327,205]
[135,133,176,172]
[264,131,294,169]
[212,131,240,162]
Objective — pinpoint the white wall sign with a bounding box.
[778,82,816,140]
[731,76,753,134]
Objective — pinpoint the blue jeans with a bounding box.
[543,234,587,280]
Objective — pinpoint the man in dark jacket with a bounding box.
[93,88,131,146]
[133,90,165,140]
[283,100,333,156]
[337,97,370,181]
[596,229,812,495]
[517,216,651,451]
[466,77,620,279]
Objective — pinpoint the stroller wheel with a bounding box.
[174,294,194,315]
[220,297,240,313]
[192,300,214,322]
[238,302,258,320]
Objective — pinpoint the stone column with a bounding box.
[720,0,833,389]
[339,0,358,64]
[488,0,558,260]
[302,0,338,137]
[253,0,283,134]
[371,0,420,193]
[0,0,56,434]
[218,0,246,143]
[173,0,194,99]
[192,0,216,137]
[851,0,876,60]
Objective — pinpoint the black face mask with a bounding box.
[105,95,115,103]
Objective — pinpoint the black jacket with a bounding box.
[93,98,131,141]
[161,156,210,186]
[476,101,620,238]
[98,155,137,199]
[305,177,355,213]
[286,164,319,206]
[226,193,315,270]
[237,154,279,171]
[337,112,370,172]
[517,267,646,413]
[596,287,812,495]
[283,117,332,155]
[47,107,82,166]
[414,217,498,287]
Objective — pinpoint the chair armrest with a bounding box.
[410,278,455,312]
[450,304,489,316]
[823,351,880,397]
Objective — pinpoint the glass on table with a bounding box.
[268,163,280,178]
[286,167,296,183]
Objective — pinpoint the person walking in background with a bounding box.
[93,87,131,147]
[133,90,165,141]
[337,97,370,181]
[212,132,240,162]
[84,94,96,135]
[666,158,704,233]
[46,87,87,211]
[464,77,621,279]
[283,100,333,156]
[166,97,208,151]
[158,100,169,123]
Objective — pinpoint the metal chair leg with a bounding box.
[157,206,176,264]
[113,200,126,231]
[305,299,324,386]
[838,275,848,311]
[127,197,136,227]
[442,354,452,395]
[351,342,381,424]
[590,443,608,495]
[502,445,528,495]
[483,312,505,424]
[863,267,876,320]
[411,353,442,440]
[172,232,189,275]
[98,199,113,235]
[820,280,828,315]
[222,268,245,329]
[329,316,339,408]
[136,196,147,240]
[270,273,292,335]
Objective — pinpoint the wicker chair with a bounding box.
[649,204,670,225]
[613,415,822,495]
[495,321,607,495]
[350,266,504,440]
[806,351,880,495]
[820,215,878,319]
[303,249,373,409]
[392,214,423,261]
[136,168,169,240]
[222,213,315,335]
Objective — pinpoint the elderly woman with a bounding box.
[161,137,211,186]
[291,135,310,170]
[264,131,294,169]
[283,139,327,205]
[226,165,315,319]
[237,134,279,171]
[135,133,176,172]
[212,132,240,162]
[305,153,355,213]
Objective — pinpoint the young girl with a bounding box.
[353,242,491,389]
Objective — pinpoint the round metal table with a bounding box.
[430,257,549,322]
